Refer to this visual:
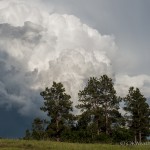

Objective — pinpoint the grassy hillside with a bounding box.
[0,139,150,150]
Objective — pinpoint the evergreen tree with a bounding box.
[76,75,120,135]
[77,111,92,130]
[40,82,73,141]
[31,118,47,140]
[24,129,31,140]
[124,87,150,142]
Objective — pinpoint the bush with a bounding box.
[61,130,92,143]
[95,133,112,143]
[112,128,133,143]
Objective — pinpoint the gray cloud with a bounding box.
[40,0,150,98]
[0,1,118,116]
[0,50,42,116]
[0,0,149,116]
[42,0,150,75]
[0,107,33,138]
[0,0,150,137]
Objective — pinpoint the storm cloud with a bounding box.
[0,0,150,138]
[0,0,118,116]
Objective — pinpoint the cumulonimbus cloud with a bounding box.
[1,0,150,116]
[0,0,118,116]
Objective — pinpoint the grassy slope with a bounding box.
[0,139,150,150]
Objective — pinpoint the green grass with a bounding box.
[0,139,150,150]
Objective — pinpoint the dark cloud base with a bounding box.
[0,107,33,138]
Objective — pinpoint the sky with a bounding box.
[0,0,150,138]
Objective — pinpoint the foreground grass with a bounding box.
[0,139,150,150]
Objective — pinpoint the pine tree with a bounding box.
[76,75,120,135]
[24,129,31,140]
[40,82,73,141]
[124,87,150,142]
[31,118,47,140]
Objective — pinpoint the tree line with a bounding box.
[24,75,150,143]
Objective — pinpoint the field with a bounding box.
[0,139,150,150]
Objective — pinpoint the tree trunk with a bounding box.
[105,102,108,135]
[137,107,141,143]
[139,130,141,143]
[97,119,100,135]
[105,113,108,134]
[56,117,59,142]
[134,131,137,143]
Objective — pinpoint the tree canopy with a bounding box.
[124,87,150,142]
[24,76,150,143]
[76,75,120,135]
[40,82,73,141]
